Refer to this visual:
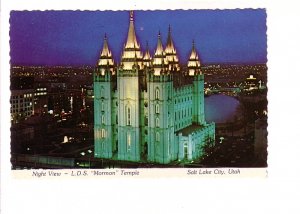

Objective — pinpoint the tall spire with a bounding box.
[98,34,114,67]
[153,32,167,75]
[121,11,143,70]
[188,40,201,76]
[165,25,175,54]
[164,25,179,71]
[100,33,111,57]
[189,39,198,59]
[125,10,140,49]
[154,31,164,55]
[143,41,152,68]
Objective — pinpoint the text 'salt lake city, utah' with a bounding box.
[10,10,267,175]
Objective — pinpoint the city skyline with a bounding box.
[10,9,267,66]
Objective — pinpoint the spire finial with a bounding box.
[104,33,107,40]
[130,11,134,21]
[168,24,171,33]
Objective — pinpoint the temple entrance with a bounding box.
[184,141,188,160]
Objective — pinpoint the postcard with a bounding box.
[2,0,299,213]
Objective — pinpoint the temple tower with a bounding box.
[117,11,143,161]
[94,34,115,158]
[147,32,176,164]
[189,41,205,125]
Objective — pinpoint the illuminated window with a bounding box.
[126,106,131,126]
[155,88,160,100]
[156,117,160,127]
[95,128,101,139]
[155,104,159,114]
[127,132,131,151]
[101,102,105,111]
[101,129,106,138]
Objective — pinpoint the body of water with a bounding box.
[205,94,240,123]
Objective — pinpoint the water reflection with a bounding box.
[205,94,240,123]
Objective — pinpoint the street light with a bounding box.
[219,137,224,144]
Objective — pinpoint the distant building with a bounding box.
[34,83,48,115]
[94,11,215,164]
[10,76,35,123]
[10,89,34,123]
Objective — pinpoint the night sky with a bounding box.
[10,9,267,66]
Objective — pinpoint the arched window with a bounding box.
[126,106,131,126]
[155,132,160,142]
[155,104,159,114]
[155,88,160,100]
[100,87,104,98]
[156,117,160,127]
[101,115,105,124]
[127,132,131,151]
[101,128,106,138]
[95,128,101,140]
[101,102,105,111]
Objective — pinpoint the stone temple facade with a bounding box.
[94,11,215,164]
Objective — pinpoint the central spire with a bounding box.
[125,11,140,49]
[121,11,143,70]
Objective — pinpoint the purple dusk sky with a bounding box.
[10,9,267,66]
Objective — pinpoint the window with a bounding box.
[101,102,105,111]
[101,115,105,124]
[156,132,160,142]
[100,87,104,98]
[155,104,159,114]
[127,132,131,151]
[156,117,160,127]
[155,88,160,100]
[101,128,106,138]
[126,106,131,126]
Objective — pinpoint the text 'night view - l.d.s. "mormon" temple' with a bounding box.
[94,11,215,164]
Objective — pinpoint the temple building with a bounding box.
[94,11,215,164]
